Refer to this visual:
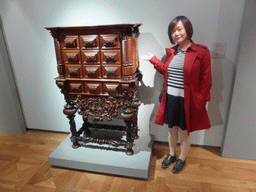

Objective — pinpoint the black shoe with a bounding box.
[162,154,176,169]
[172,159,186,174]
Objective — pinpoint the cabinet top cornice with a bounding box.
[45,23,142,32]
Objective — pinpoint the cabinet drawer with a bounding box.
[100,34,120,49]
[103,83,121,96]
[81,50,101,64]
[83,65,102,79]
[102,64,121,79]
[101,50,121,64]
[80,35,99,49]
[61,35,80,49]
[63,50,81,64]
[85,82,102,95]
[65,65,83,78]
[68,82,84,93]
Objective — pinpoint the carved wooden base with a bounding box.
[76,136,126,147]
[64,98,140,155]
[63,81,141,155]
[70,123,137,155]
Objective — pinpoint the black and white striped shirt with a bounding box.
[167,48,186,97]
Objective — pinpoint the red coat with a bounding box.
[149,41,212,135]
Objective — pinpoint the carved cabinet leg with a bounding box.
[122,104,136,155]
[124,120,134,155]
[63,102,79,148]
[131,97,141,139]
[77,117,91,136]
[133,115,139,139]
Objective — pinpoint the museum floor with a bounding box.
[0,130,255,191]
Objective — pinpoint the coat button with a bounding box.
[187,83,190,86]
[190,115,192,119]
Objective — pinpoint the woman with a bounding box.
[146,16,212,174]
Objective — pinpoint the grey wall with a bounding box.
[0,0,245,147]
[0,16,26,135]
[222,0,256,160]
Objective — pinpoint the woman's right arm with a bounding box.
[149,55,165,75]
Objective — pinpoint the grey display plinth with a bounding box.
[48,128,153,179]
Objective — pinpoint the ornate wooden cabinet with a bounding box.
[45,24,142,155]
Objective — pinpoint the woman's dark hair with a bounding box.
[168,16,193,44]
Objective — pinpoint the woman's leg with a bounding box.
[162,126,179,169]
[168,126,179,156]
[178,129,191,161]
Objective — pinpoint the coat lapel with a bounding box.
[183,41,198,81]
[164,46,177,71]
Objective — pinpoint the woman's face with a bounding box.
[171,20,188,45]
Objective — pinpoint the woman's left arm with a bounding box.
[199,47,212,102]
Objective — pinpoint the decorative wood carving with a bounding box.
[45,24,142,155]
[76,96,126,121]
[73,136,127,147]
